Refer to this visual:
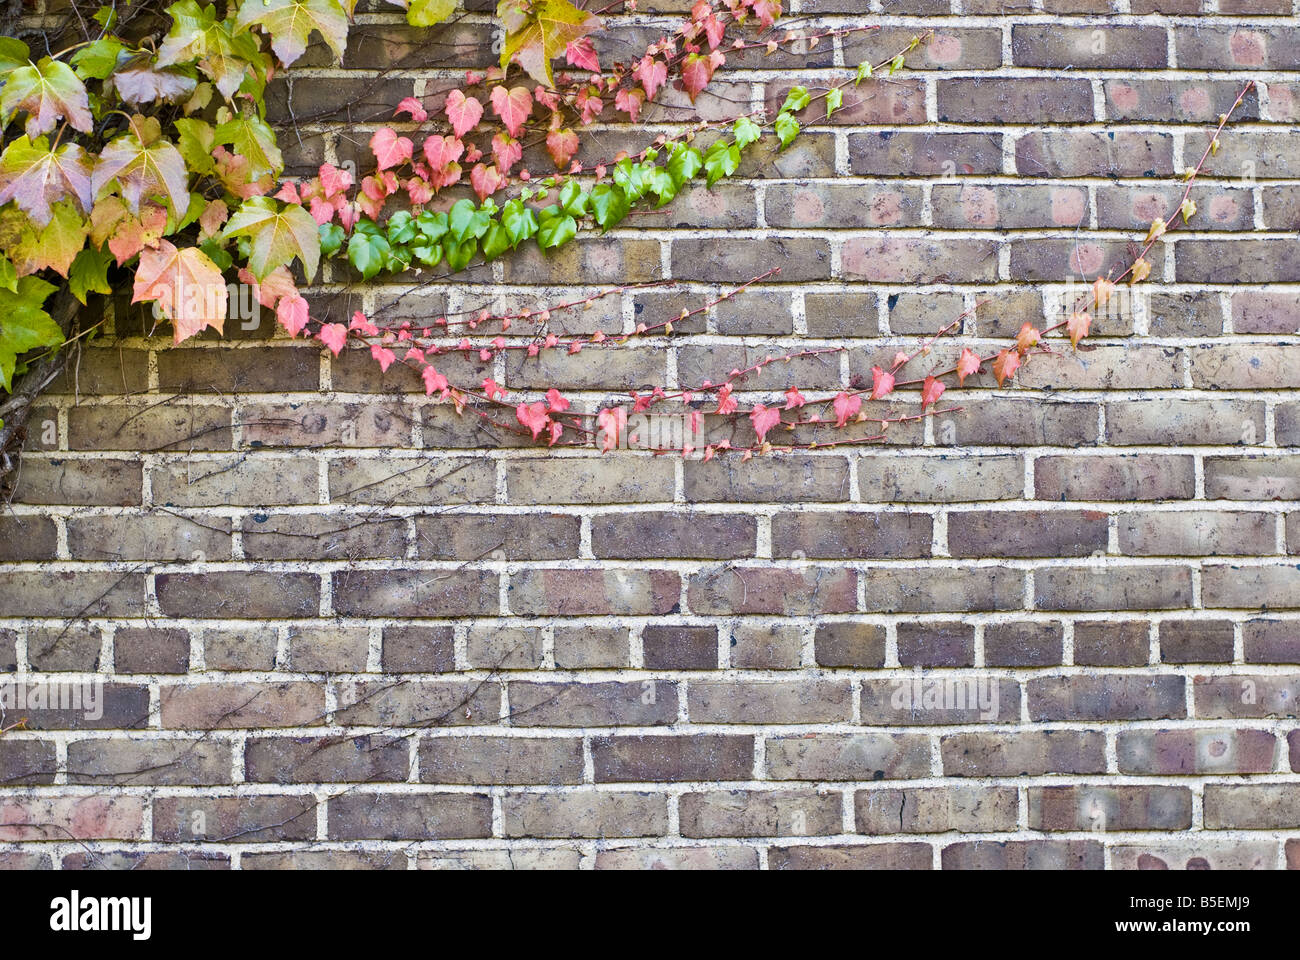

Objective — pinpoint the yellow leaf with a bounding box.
[1144,218,1167,244]
[1180,198,1197,223]
[1130,257,1151,285]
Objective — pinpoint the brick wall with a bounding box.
[2,1,1299,870]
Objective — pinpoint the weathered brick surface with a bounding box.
[3,5,1297,870]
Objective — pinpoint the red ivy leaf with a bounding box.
[423,135,464,172]
[469,162,504,202]
[870,365,895,400]
[394,96,429,123]
[596,406,626,452]
[993,348,1020,386]
[750,403,781,443]
[318,322,347,356]
[614,88,644,122]
[370,127,413,171]
[565,36,600,72]
[546,127,579,169]
[545,387,570,412]
[491,134,523,175]
[1015,322,1041,354]
[956,347,981,385]
[276,291,310,337]
[832,391,861,427]
[680,52,714,103]
[444,89,484,139]
[783,386,805,410]
[516,400,550,439]
[921,375,945,410]
[633,55,668,101]
[489,85,533,139]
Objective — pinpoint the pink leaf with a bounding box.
[921,375,945,409]
[275,292,310,337]
[516,401,550,440]
[956,347,981,385]
[371,344,396,372]
[394,96,429,123]
[596,407,627,452]
[565,37,600,72]
[750,403,781,443]
[545,388,570,412]
[546,127,579,170]
[422,135,464,172]
[681,53,714,102]
[715,382,738,415]
[633,55,668,101]
[370,128,414,171]
[489,85,533,139]
[491,134,523,175]
[482,377,505,401]
[318,162,352,197]
[614,88,644,122]
[783,386,806,410]
[423,365,450,396]
[318,322,348,356]
[444,90,484,139]
[870,365,895,400]
[833,391,861,427]
[469,163,504,202]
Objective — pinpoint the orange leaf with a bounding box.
[1066,310,1092,348]
[956,347,981,386]
[132,239,228,343]
[992,348,1020,387]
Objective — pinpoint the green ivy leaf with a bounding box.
[558,178,589,217]
[480,222,510,260]
[448,198,489,243]
[775,111,800,150]
[667,143,703,184]
[650,166,679,207]
[589,183,630,230]
[612,158,652,202]
[70,37,129,81]
[733,116,762,149]
[173,118,216,176]
[386,210,417,244]
[0,256,16,294]
[222,195,321,280]
[501,199,538,246]
[411,242,443,267]
[347,229,390,280]
[68,245,113,304]
[855,60,872,84]
[0,38,30,74]
[779,85,811,114]
[703,140,740,187]
[214,106,282,181]
[444,237,477,271]
[0,274,62,392]
[825,87,843,118]
[319,222,345,257]
[416,210,449,243]
[537,212,577,250]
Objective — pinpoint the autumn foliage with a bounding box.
[0,0,1257,472]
